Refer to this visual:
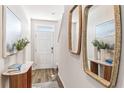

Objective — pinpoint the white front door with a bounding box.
[34,25,54,69]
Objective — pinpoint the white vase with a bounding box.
[94,47,98,60]
[100,49,107,62]
[98,51,101,60]
[16,50,24,64]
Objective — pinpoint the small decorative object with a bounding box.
[105,59,113,64]
[14,38,29,51]
[108,44,114,50]
[8,64,22,72]
[7,43,15,53]
[106,44,114,60]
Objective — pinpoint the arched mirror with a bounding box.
[82,5,121,87]
[68,5,82,54]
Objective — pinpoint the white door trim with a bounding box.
[31,19,57,69]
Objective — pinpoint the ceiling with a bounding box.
[22,5,64,21]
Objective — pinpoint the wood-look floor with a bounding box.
[32,69,57,84]
[32,68,63,88]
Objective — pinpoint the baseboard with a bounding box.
[56,74,64,88]
[0,77,2,88]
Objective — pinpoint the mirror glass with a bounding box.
[3,7,22,57]
[71,6,79,52]
[68,5,82,54]
[87,6,115,82]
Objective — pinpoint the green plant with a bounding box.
[92,40,109,50]
[92,40,99,47]
[14,38,29,51]
[92,40,100,51]
[99,41,109,49]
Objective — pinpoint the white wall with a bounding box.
[57,5,124,88]
[0,6,2,59]
[0,5,31,88]
[0,7,4,87]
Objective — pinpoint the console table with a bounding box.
[2,62,33,88]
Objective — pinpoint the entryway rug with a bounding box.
[32,81,59,88]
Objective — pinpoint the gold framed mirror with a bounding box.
[82,5,121,87]
[68,5,82,55]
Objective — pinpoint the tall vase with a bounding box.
[94,47,98,60]
[100,49,107,62]
[98,51,101,60]
[16,50,24,64]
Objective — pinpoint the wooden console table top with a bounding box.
[2,62,33,76]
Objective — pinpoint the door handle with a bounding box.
[51,47,54,53]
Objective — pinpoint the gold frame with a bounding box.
[82,5,122,87]
[68,5,82,55]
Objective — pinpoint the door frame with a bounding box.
[31,19,58,68]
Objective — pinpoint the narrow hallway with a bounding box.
[0,4,124,88]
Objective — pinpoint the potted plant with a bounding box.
[14,38,29,63]
[99,41,109,61]
[14,38,29,51]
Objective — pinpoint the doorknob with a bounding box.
[51,47,54,53]
[51,47,54,50]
